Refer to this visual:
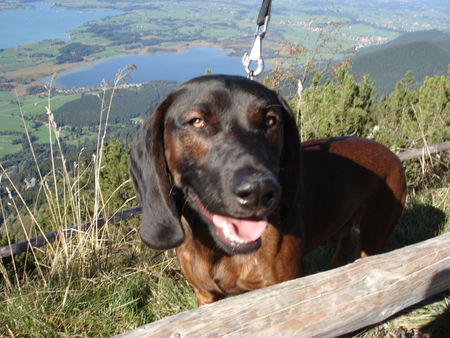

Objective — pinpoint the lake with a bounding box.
[0,2,120,49]
[53,46,248,88]
[1,2,257,86]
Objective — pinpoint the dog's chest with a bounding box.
[211,255,271,295]
[178,240,277,299]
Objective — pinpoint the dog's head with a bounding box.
[130,75,300,255]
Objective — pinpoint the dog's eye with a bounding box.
[265,115,278,128]
[189,117,205,128]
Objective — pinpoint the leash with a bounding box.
[242,0,272,80]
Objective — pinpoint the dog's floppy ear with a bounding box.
[129,93,184,250]
[278,95,302,230]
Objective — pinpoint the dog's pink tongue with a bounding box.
[212,214,268,242]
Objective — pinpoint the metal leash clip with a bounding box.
[242,15,270,80]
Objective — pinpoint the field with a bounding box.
[0,92,82,157]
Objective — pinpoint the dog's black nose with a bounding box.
[232,174,280,210]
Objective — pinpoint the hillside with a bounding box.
[359,30,450,54]
[53,80,178,127]
[351,31,450,93]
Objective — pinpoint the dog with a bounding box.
[129,75,406,305]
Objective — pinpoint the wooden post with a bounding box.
[116,232,450,338]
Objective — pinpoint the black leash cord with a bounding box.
[242,0,273,79]
[257,0,272,26]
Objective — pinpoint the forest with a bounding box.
[56,43,105,64]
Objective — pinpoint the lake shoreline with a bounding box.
[52,45,249,88]
[3,40,249,94]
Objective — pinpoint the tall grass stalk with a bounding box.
[1,67,132,282]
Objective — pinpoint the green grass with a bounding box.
[62,129,98,146]
[340,24,397,39]
[0,91,13,102]
[0,243,196,336]
[0,135,21,157]
[0,115,24,132]
[1,93,82,118]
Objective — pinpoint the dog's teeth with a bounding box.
[220,220,247,244]
[230,233,245,244]
[222,222,231,237]
[224,225,238,243]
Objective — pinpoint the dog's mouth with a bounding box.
[211,214,267,244]
[187,190,267,253]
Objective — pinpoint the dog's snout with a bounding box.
[232,174,280,211]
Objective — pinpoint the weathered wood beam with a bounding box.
[116,232,450,338]
[397,140,450,162]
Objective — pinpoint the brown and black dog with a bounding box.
[129,75,406,305]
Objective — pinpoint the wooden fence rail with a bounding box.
[116,232,450,338]
[0,206,141,258]
[0,141,449,259]
[397,140,450,162]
